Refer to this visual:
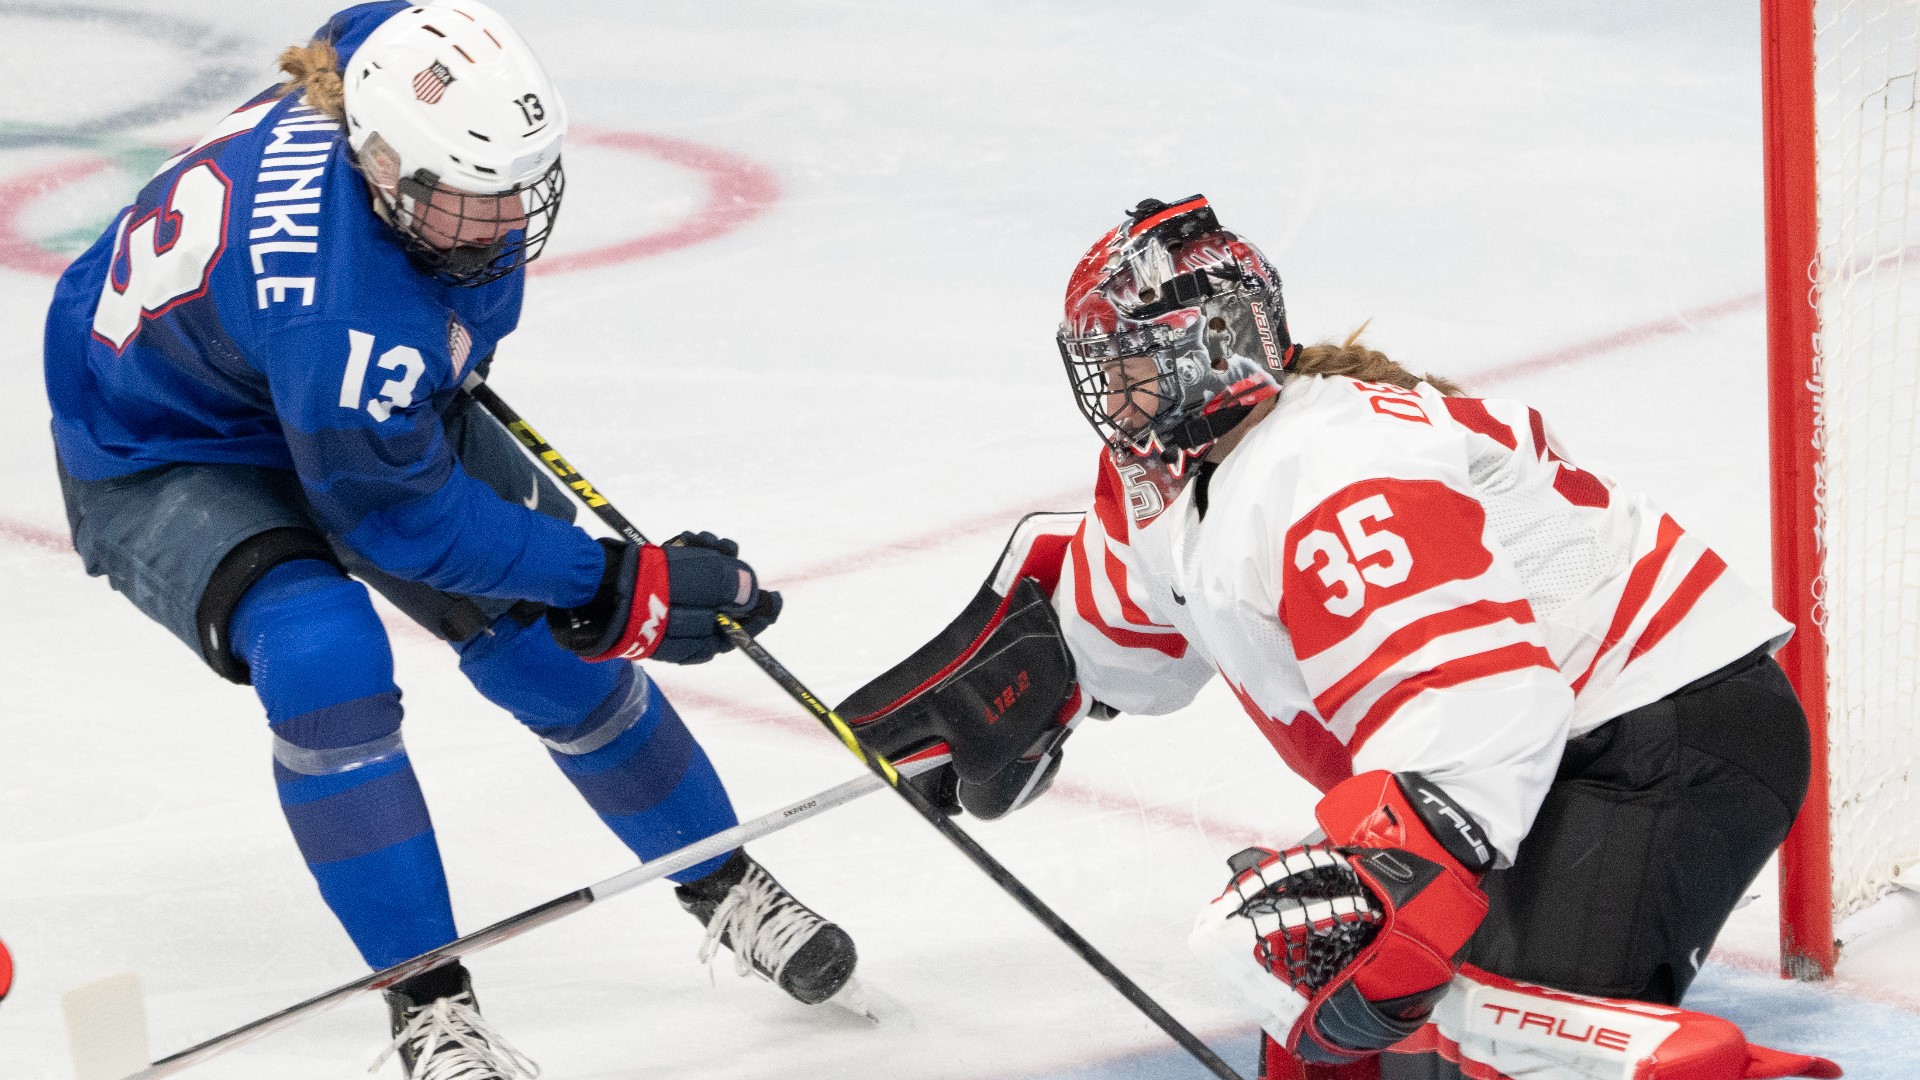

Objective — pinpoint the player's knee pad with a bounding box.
[539,676,734,877]
[230,559,394,724]
[456,608,627,729]
[532,666,677,778]
[457,614,690,803]
[252,582,416,871]
[198,527,343,684]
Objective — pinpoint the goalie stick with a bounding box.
[69,754,946,1080]
[465,375,1250,1080]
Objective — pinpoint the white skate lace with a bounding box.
[696,863,822,986]
[368,992,540,1080]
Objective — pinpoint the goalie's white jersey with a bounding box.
[1054,374,1790,861]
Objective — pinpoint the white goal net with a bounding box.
[1813,0,1920,921]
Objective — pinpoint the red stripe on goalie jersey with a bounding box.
[1570,514,1684,692]
[1626,549,1727,666]
[1446,397,1609,509]
[1225,680,1353,793]
[1350,641,1556,752]
[1092,458,1169,628]
[1527,407,1610,509]
[1313,598,1537,718]
[1442,396,1519,450]
[1068,518,1187,658]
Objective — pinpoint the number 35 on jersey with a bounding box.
[1282,479,1496,658]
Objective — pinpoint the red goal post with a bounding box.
[1763,0,1920,980]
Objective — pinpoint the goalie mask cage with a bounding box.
[1765,0,1920,979]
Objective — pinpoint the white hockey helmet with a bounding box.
[341,0,567,285]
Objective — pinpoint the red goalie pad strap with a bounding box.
[584,543,672,662]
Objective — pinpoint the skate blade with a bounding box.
[820,975,882,1025]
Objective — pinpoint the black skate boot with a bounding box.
[674,849,857,1005]
[375,962,538,1079]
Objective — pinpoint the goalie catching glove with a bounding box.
[1190,770,1494,1065]
[548,531,781,665]
[836,513,1105,819]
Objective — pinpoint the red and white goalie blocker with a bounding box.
[839,196,1834,1079]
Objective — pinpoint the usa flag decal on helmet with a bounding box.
[412,60,455,104]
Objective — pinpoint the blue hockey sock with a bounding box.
[232,559,456,970]
[459,615,739,882]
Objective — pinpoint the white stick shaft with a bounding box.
[587,770,884,904]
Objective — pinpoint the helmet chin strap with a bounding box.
[1159,376,1284,459]
[362,174,401,228]
[1162,401,1257,459]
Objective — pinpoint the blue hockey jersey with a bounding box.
[43,2,603,608]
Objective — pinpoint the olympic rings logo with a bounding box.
[0,6,780,279]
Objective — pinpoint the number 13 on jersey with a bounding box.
[91,163,232,353]
[340,329,426,422]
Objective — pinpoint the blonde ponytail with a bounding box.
[276,39,347,124]
[1293,323,1464,397]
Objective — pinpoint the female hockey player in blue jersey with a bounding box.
[42,3,852,1075]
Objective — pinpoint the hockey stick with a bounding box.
[73,754,946,1080]
[467,376,1251,1080]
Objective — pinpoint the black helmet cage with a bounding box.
[1058,262,1296,455]
[377,155,566,287]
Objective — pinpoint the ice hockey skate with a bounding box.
[374,963,538,1080]
[675,850,859,1009]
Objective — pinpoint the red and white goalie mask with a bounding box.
[1056,195,1300,459]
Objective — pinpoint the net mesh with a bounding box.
[1814,0,1920,919]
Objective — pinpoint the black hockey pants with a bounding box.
[1461,645,1810,1005]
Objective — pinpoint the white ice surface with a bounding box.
[0,1,1915,1077]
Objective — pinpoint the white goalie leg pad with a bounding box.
[1386,965,1841,1080]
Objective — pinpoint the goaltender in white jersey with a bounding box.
[1062,368,1788,861]
[839,195,1836,1080]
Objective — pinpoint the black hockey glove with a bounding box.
[547,532,781,665]
[835,513,1098,818]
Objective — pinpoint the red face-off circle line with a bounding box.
[0,126,780,279]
